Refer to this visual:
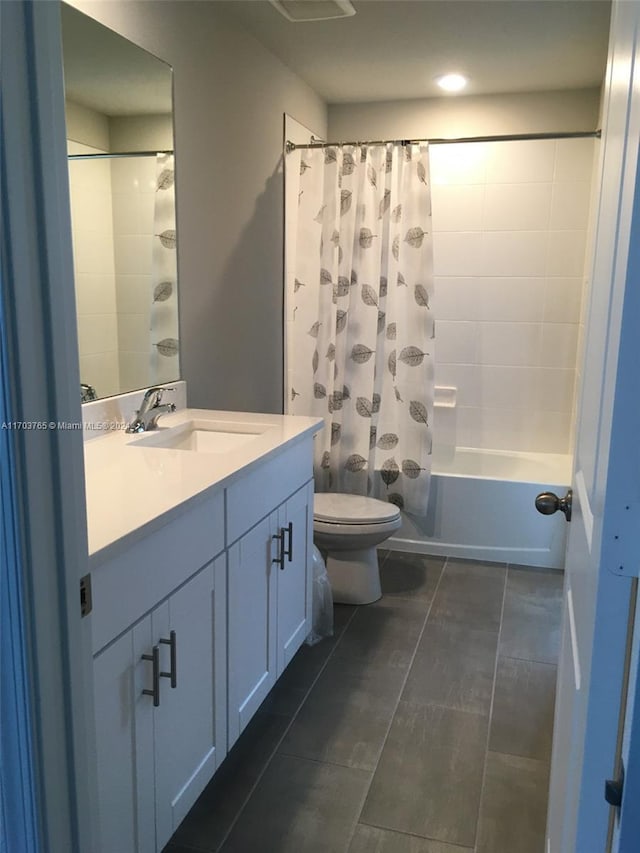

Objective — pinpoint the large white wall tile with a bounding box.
[118,313,150,354]
[74,230,116,276]
[75,273,118,315]
[433,232,483,276]
[555,138,596,182]
[485,139,556,183]
[474,408,536,451]
[543,277,583,323]
[79,352,120,400]
[448,406,481,448]
[429,142,488,185]
[114,234,154,276]
[77,314,118,356]
[481,232,547,277]
[434,277,479,320]
[483,183,552,231]
[535,368,575,411]
[475,278,544,322]
[431,184,484,232]
[550,182,592,230]
[477,365,539,410]
[434,363,482,408]
[529,410,572,454]
[540,324,579,369]
[119,352,150,394]
[428,136,594,454]
[116,275,152,314]
[476,322,541,366]
[546,230,588,276]
[435,320,477,364]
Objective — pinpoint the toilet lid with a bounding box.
[314,492,401,524]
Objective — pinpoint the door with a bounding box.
[546,2,640,850]
[154,558,225,849]
[276,480,313,675]
[227,512,278,747]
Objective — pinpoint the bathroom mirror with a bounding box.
[61,3,179,401]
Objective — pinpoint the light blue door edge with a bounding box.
[0,292,39,851]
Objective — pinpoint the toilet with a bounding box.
[313,493,402,605]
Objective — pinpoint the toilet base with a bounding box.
[325,546,381,605]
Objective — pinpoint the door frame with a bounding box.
[1,2,97,850]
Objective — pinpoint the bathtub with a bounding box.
[387,447,572,569]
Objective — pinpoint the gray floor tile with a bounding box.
[428,559,506,632]
[348,824,472,852]
[278,655,406,770]
[361,701,488,847]
[169,711,290,852]
[260,604,357,716]
[219,754,371,853]
[500,567,563,663]
[332,596,427,671]
[476,751,550,853]
[402,622,498,714]
[379,552,445,602]
[489,656,557,761]
[164,845,207,853]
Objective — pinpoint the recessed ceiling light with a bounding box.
[269,0,356,22]
[435,73,468,93]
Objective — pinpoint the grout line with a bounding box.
[358,818,475,850]
[485,746,552,767]
[342,554,450,851]
[473,560,509,853]
[271,750,375,775]
[214,604,359,852]
[498,653,558,668]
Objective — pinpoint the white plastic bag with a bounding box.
[306,545,334,645]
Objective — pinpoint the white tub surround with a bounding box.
[85,409,322,853]
[388,447,571,569]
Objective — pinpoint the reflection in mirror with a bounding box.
[61,3,179,401]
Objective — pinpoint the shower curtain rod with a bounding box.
[68,149,173,160]
[285,130,600,153]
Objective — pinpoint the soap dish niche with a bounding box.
[434,386,457,409]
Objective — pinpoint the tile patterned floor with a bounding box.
[164,552,563,853]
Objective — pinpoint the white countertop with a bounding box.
[84,408,323,565]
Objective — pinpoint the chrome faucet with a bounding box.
[126,386,176,433]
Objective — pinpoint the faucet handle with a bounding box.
[142,385,175,405]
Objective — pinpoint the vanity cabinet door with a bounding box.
[94,557,227,853]
[276,479,313,676]
[153,555,227,849]
[93,618,155,853]
[227,511,278,748]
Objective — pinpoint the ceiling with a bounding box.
[218,0,612,104]
[61,4,173,116]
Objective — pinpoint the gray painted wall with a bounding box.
[329,88,601,141]
[68,0,327,413]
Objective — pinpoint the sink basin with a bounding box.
[129,419,270,453]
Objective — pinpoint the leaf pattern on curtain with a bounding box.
[150,153,179,383]
[286,143,435,515]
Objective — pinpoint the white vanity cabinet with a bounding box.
[226,440,314,748]
[90,493,227,853]
[87,428,318,853]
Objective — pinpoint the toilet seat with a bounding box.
[314,493,400,525]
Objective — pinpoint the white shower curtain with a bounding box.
[286,143,435,515]
[150,153,179,383]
